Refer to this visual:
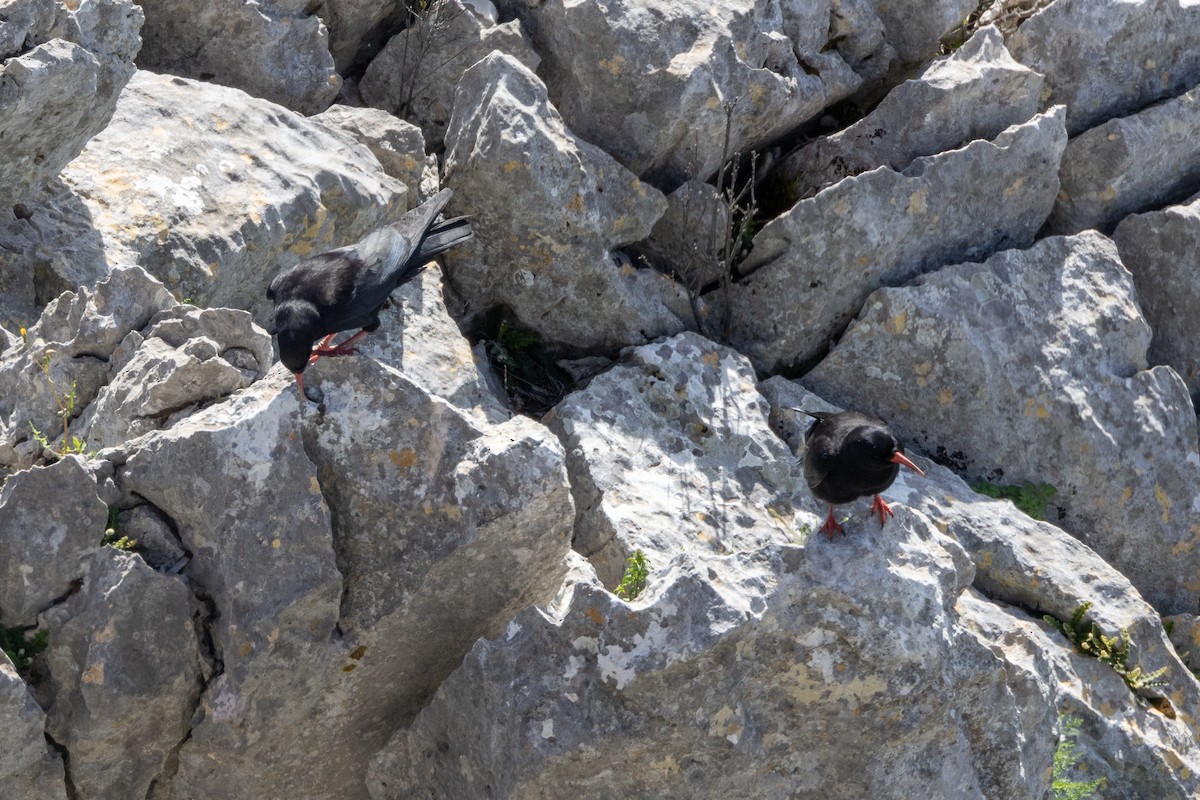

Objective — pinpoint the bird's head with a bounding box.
[271,300,321,374]
[851,427,925,477]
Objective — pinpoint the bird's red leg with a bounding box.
[311,328,370,358]
[870,494,896,527]
[293,371,308,402]
[819,504,844,540]
[307,334,338,366]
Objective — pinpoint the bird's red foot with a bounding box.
[310,343,358,358]
[870,494,895,527]
[820,505,844,540]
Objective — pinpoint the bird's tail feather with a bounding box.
[417,216,473,262]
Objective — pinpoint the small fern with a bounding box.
[1052,716,1104,800]
[972,478,1057,520]
[1045,603,1169,693]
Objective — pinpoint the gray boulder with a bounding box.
[725,107,1067,373]
[632,180,733,291]
[804,232,1200,616]
[0,652,67,800]
[496,0,863,184]
[543,332,815,587]
[0,266,177,469]
[360,0,540,150]
[869,0,975,72]
[369,517,1052,799]
[1113,192,1200,400]
[1009,0,1200,135]
[765,381,1200,797]
[312,105,428,202]
[41,549,204,800]
[30,71,407,324]
[0,0,142,209]
[1047,83,1200,234]
[314,0,401,72]
[769,28,1044,203]
[0,457,106,627]
[443,53,692,352]
[115,355,573,799]
[136,0,340,114]
[76,306,275,451]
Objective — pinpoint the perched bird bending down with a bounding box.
[267,188,472,400]
[798,409,925,540]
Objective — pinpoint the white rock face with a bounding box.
[805,232,1200,616]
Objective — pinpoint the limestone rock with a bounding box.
[350,263,509,422]
[0,456,106,627]
[315,0,402,72]
[116,355,573,799]
[0,0,142,208]
[136,0,340,114]
[804,232,1200,615]
[495,0,864,185]
[632,180,733,291]
[113,505,185,572]
[543,332,816,587]
[369,516,1052,799]
[360,0,540,150]
[443,53,691,352]
[1113,192,1200,399]
[41,549,204,800]
[869,0,975,71]
[0,266,177,468]
[0,652,67,800]
[312,105,427,202]
[769,28,1044,204]
[1047,84,1200,234]
[76,306,274,451]
[726,107,1067,373]
[1009,0,1200,135]
[765,381,1200,797]
[33,71,407,324]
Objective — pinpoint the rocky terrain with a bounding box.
[3,0,1200,798]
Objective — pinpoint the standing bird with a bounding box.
[267,188,472,400]
[798,409,925,540]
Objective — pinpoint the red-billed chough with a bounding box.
[798,409,925,540]
[267,188,472,400]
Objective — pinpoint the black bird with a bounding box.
[797,409,925,539]
[267,188,472,400]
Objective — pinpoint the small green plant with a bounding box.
[971,478,1057,520]
[102,506,137,551]
[615,550,650,601]
[30,354,92,458]
[1052,716,1104,800]
[0,625,49,679]
[1045,603,1169,693]
[479,313,572,414]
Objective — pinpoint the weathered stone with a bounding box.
[804,232,1200,615]
[443,53,692,352]
[116,355,573,799]
[1047,84,1200,234]
[496,0,863,185]
[769,28,1043,203]
[360,0,540,150]
[1009,0,1200,135]
[0,652,67,800]
[41,549,204,800]
[315,0,400,72]
[351,263,509,422]
[544,332,815,587]
[369,513,1052,800]
[37,71,407,324]
[1113,193,1200,401]
[726,107,1067,373]
[136,0,340,114]
[765,381,1200,797]
[0,457,106,627]
[0,0,142,208]
[76,306,274,451]
[870,0,975,71]
[312,105,427,203]
[0,266,177,468]
[114,505,185,572]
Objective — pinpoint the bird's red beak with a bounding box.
[890,451,925,476]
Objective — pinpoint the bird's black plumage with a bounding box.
[800,410,924,538]
[267,188,473,393]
